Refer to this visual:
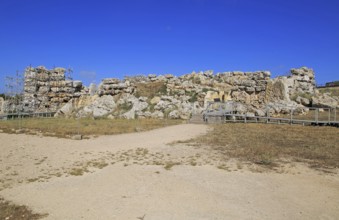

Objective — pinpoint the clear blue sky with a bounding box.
[0,0,338,89]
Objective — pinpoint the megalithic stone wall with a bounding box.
[23,66,84,112]
[22,65,335,119]
[97,70,272,110]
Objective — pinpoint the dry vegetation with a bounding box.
[0,197,47,220]
[0,118,181,138]
[193,124,339,168]
[135,81,167,98]
[318,86,339,97]
[272,109,337,121]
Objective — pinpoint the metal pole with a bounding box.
[266,106,269,124]
[290,109,293,125]
[328,108,331,123]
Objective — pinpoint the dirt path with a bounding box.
[0,124,338,220]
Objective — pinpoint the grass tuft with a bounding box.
[0,197,48,220]
[164,161,181,170]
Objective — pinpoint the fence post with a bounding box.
[290,109,293,125]
[266,107,269,124]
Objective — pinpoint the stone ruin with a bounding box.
[56,66,338,119]
[3,65,337,120]
[23,66,84,112]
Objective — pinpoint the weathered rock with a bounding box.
[245,87,255,93]
[78,95,116,118]
[255,109,266,117]
[55,100,74,117]
[203,70,213,77]
[296,96,310,106]
[89,83,97,96]
[164,74,174,79]
[168,110,180,119]
[312,94,338,108]
[150,96,161,105]
[137,111,152,119]
[71,134,82,140]
[15,129,25,134]
[102,78,120,84]
[154,100,168,110]
[122,109,136,119]
[234,103,247,114]
[151,111,164,119]
[17,65,335,120]
[246,112,255,117]
[22,66,85,113]
[73,81,83,88]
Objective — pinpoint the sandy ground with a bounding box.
[0,124,338,220]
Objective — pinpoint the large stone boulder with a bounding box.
[122,96,149,119]
[73,80,83,88]
[269,78,291,101]
[267,101,308,115]
[89,83,97,96]
[296,96,310,106]
[151,111,164,119]
[312,94,338,108]
[54,100,74,117]
[168,110,180,119]
[79,95,116,118]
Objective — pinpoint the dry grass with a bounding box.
[164,161,181,170]
[0,197,48,220]
[270,110,336,122]
[0,118,181,138]
[135,81,167,98]
[318,87,339,97]
[194,124,339,168]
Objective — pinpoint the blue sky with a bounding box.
[0,0,338,89]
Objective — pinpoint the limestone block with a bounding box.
[64,80,73,87]
[245,87,255,93]
[151,96,161,104]
[164,74,174,79]
[73,80,82,88]
[102,78,120,84]
[151,111,164,119]
[54,67,66,73]
[38,86,50,93]
[25,86,36,93]
[123,87,134,93]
